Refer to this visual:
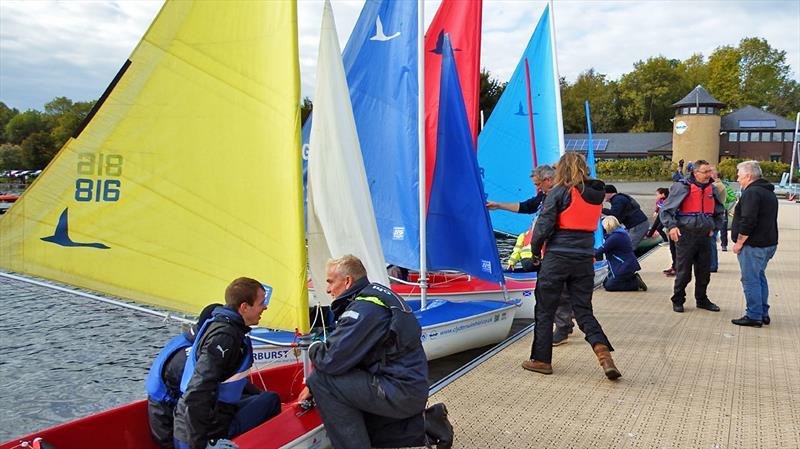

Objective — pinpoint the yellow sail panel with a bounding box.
[0,0,309,333]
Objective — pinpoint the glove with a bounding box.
[206,439,238,449]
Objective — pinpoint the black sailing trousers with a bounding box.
[530,251,613,363]
[671,230,713,305]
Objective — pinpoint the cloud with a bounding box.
[1,0,798,111]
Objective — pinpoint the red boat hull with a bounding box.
[1,363,322,449]
[390,272,533,296]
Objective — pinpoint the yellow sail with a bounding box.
[0,0,309,333]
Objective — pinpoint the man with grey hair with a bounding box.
[730,161,778,327]
[298,255,453,449]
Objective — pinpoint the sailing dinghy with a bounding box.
[1,1,333,447]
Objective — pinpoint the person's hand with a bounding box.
[645,231,653,238]
[486,201,499,210]
[708,230,714,237]
[298,386,312,402]
[206,439,238,449]
[733,242,744,255]
[668,227,681,242]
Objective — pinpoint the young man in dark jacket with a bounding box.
[603,184,649,249]
[659,160,725,313]
[299,255,453,449]
[173,278,281,449]
[730,161,779,327]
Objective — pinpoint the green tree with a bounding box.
[44,97,94,148]
[738,37,795,115]
[300,96,313,125]
[4,110,49,145]
[618,56,684,132]
[561,69,622,133]
[479,68,506,125]
[706,45,741,110]
[0,143,24,169]
[0,102,20,144]
[677,53,709,94]
[21,131,55,169]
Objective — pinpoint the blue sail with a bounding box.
[302,0,420,268]
[427,34,504,284]
[585,100,604,249]
[477,4,563,235]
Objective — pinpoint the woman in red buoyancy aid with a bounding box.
[521,153,621,380]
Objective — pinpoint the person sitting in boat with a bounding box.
[521,152,621,380]
[145,302,221,449]
[486,164,555,214]
[173,278,281,449]
[298,255,454,449]
[506,232,539,272]
[596,216,647,292]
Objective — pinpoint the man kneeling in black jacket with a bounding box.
[298,255,454,449]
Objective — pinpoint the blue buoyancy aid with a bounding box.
[180,313,253,405]
[145,333,192,404]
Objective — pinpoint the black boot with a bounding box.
[425,403,454,449]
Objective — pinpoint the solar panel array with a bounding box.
[564,138,609,152]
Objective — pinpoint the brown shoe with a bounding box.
[521,359,553,374]
[592,343,621,380]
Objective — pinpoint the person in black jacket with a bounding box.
[646,187,677,275]
[146,303,221,449]
[173,278,281,449]
[730,161,779,327]
[659,160,725,313]
[603,184,649,249]
[521,152,620,380]
[298,255,453,449]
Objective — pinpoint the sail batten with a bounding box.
[0,0,308,333]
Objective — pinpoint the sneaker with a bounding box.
[672,303,684,313]
[424,403,454,449]
[762,316,771,325]
[664,268,676,277]
[552,329,569,346]
[731,316,762,327]
[635,273,647,291]
[696,300,721,312]
[521,359,553,374]
[721,246,728,252]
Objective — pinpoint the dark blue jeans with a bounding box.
[737,245,777,321]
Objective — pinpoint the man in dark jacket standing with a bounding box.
[603,184,649,249]
[730,161,779,327]
[173,278,281,449]
[659,160,725,313]
[299,255,453,449]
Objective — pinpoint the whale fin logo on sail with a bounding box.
[369,16,400,41]
[41,208,110,249]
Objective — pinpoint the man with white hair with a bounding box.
[730,161,779,327]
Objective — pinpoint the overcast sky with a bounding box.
[1,0,798,112]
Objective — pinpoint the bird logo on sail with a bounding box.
[429,30,460,54]
[369,16,400,41]
[41,208,110,249]
[514,101,539,117]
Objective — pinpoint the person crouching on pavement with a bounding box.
[596,216,647,292]
[173,278,282,449]
[298,255,454,449]
[659,160,725,314]
[521,152,621,380]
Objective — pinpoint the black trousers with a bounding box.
[530,251,612,363]
[720,214,729,247]
[671,230,712,305]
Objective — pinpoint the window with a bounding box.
[751,132,760,142]
[740,132,749,142]
[682,107,689,115]
[708,107,716,115]
[770,155,781,162]
[690,107,697,114]
[728,132,738,142]
[786,132,796,142]
[761,132,771,142]
[773,132,783,142]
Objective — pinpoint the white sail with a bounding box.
[307,0,390,304]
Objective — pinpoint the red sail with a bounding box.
[424,0,482,209]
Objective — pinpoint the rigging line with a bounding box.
[0,271,193,325]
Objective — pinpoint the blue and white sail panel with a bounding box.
[427,34,504,285]
[477,4,563,235]
[339,0,420,269]
[585,100,604,249]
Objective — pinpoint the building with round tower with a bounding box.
[670,85,724,166]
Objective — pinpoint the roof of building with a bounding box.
[720,105,796,131]
[565,132,672,154]
[672,85,724,108]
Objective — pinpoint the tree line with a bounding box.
[2,37,797,171]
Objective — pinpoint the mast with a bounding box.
[548,0,565,155]
[418,0,428,309]
[790,112,799,189]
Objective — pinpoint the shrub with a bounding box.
[596,157,674,181]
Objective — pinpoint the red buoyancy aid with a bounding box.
[678,182,715,215]
[558,186,602,231]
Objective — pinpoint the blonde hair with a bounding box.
[553,152,591,190]
[326,255,367,280]
[602,216,621,233]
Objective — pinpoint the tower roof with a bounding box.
[672,85,725,108]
